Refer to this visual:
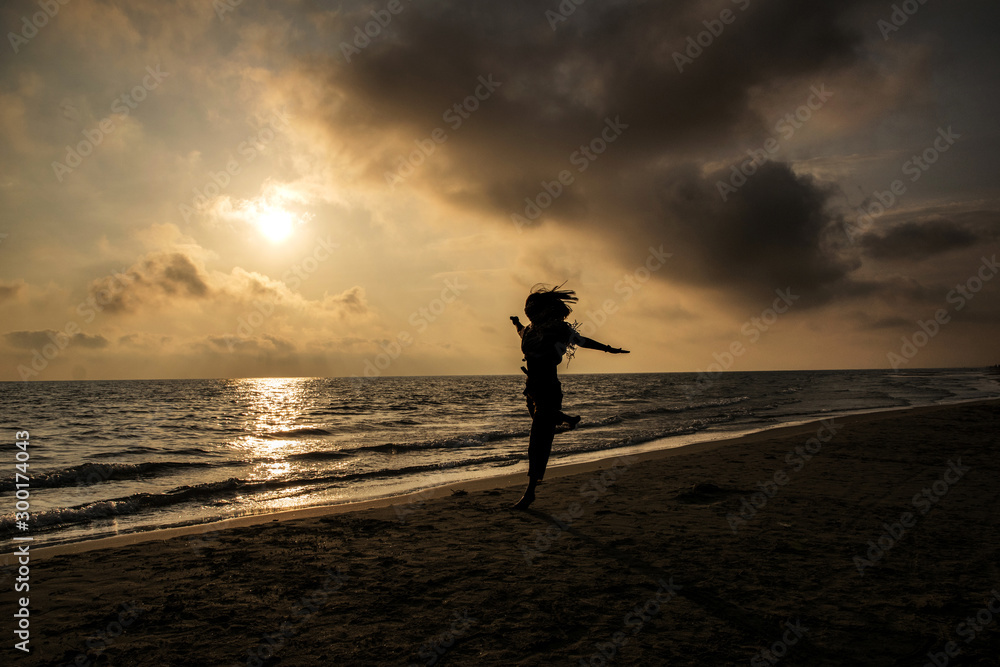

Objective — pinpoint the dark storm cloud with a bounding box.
[860,219,980,260]
[323,0,867,164]
[306,0,877,299]
[650,161,858,303]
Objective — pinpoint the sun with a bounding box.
[256,208,294,243]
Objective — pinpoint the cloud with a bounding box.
[205,333,296,354]
[159,253,209,296]
[322,286,368,315]
[0,280,24,303]
[649,161,857,303]
[861,314,921,330]
[221,268,371,320]
[298,0,879,202]
[223,267,294,306]
[118,332,173,348]
[88,252,211,314]
[4,330,109,350]
[74,332,110,348]
[860,219,982,261]
[287,0,908,308]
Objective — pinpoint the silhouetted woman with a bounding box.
[510,285,629,509]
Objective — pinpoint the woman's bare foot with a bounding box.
[512,478,540,509]
[512,491,535,510]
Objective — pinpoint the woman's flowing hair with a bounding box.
[524,282,578,322]
[525,283,582,364]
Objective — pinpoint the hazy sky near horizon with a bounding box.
[1,0,998,381]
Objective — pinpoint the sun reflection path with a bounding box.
[216,378,357,514]
[228,378,315,480]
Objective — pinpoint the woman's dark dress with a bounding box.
[519,321,577,480]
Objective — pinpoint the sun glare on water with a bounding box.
[256,208,295,243]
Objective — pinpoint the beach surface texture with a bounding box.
[4,400,998,666]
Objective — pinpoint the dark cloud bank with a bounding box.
[306,0,921,305]
[317,0,997,310]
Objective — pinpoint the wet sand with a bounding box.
[3,399,998,666]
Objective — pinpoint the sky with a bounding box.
[0,0,998,381]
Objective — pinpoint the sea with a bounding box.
[2,369,998,549]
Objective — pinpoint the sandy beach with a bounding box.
[4,399,999,666]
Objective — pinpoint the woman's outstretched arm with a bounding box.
[576,335,629,354]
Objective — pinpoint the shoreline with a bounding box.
[15,396,998,562]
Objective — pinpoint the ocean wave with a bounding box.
[355,427,528,453]
[282,450,353,463]
[0,461,213,491]
[87,445,218,459]
[350,397,754,453]
[562,412,752,451]
[612,395,751,421]
[587,415,623,426]
[261,427,334,439]
[87,446,160,458]
[0,454,525,535]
